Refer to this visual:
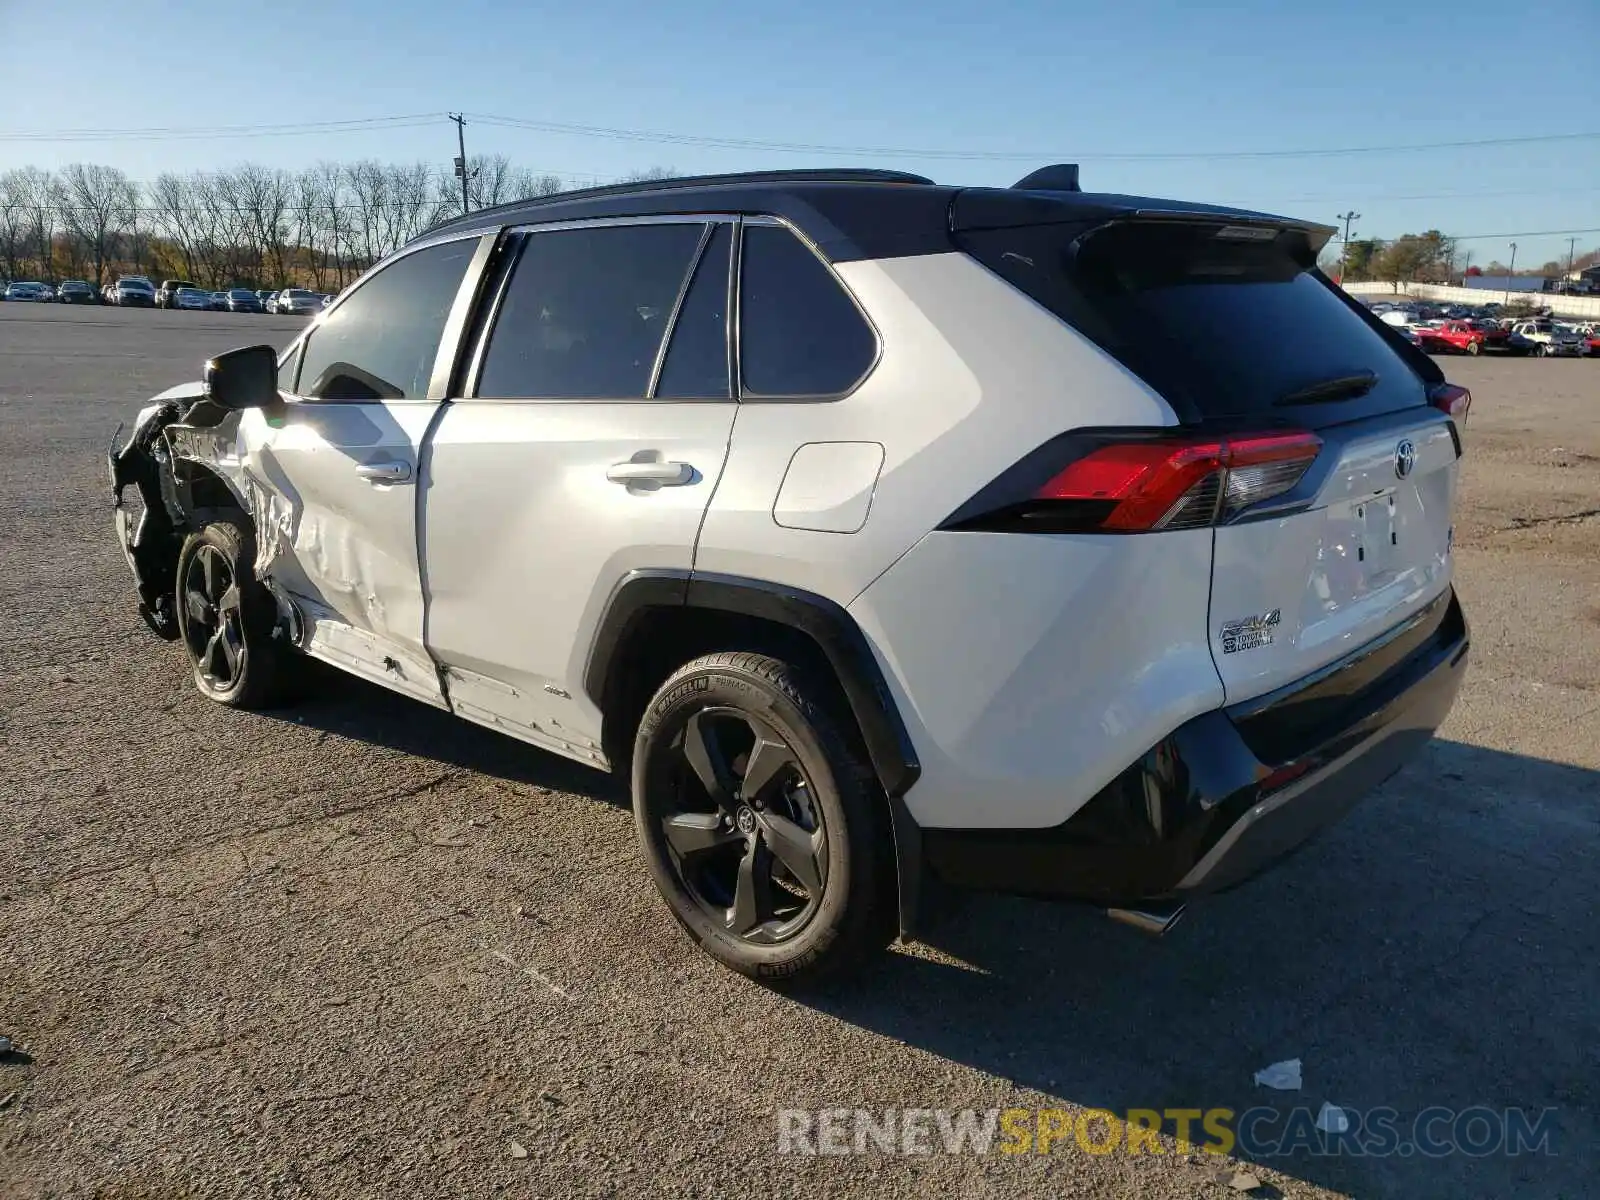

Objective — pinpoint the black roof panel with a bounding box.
[428,169,958,262]
[415,168,1328,264]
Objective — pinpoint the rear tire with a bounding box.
[632,651,896,985]
[174,513,301,709]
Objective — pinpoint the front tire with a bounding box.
[174,514,299,709]
[632,651,896,984]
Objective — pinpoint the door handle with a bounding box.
[606,460,694,486]
[355,460,413,484]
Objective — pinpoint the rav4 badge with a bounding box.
[1220,609,1281,654]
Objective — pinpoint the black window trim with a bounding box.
[733,215,882,404]
[279,228,496,406]
[460,213,737,406]
[646,221,715,399]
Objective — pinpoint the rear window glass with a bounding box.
[959,220,1433,425]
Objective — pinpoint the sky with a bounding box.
[2,0,1596,269]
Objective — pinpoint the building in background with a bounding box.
[1464,275,1549,293]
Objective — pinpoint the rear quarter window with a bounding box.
[739,224,876,398]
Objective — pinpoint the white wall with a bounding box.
[1342,280,1600,320]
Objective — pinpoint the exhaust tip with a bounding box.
[1106,903,1187,937]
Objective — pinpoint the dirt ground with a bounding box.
[1,305,1596,1198]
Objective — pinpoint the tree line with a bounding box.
[0,158,673,290]
[1334,230,1598,284]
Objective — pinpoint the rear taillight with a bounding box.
[1429,383,1471,424]
[947,430,1322,535]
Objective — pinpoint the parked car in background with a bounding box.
[255,290,276,311]
[1575,324,1600,357]
[225,288,264,313]
[1433,319,1511,356]
[206,291,228,311]
[114,278,157,308]
[5,281,49,302]
[1410,324,1455,355]
[108,168,1471,982]
[157,280,199,309]
[273,287,323,315]
[173,287,211,311]
[1511,320,1583,357]
[56,280,97,305]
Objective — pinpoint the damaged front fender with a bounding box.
[109,399,189,639]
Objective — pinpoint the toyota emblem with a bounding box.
[1394,439,1416,479]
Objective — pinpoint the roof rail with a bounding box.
[430,167,938,232]
[1012,164,1081,193]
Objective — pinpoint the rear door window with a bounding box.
[655,223,732,399]
[476,222,707,400]
[738,224,876,397]
[959,219,1434,427]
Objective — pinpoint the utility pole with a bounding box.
[1567,236,1578,282]
[449,113,470,216]
[1507,242,1517,306]
[1336,211,1361,284]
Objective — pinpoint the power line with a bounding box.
[3,111,1598,161]
[465,111,1600,162]
[0,115,441,143]
[1443,227,1600,241]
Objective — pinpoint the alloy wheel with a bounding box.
[181,544,246,691]
[656,707,828,944]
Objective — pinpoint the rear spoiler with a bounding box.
[951,186,1337,256]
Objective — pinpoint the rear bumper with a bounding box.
[920,588,1468,907]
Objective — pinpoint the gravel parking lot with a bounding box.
[2,303,1596,1198]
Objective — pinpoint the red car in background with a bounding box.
[1433,319,1512,355]
[1409,324,1455,354]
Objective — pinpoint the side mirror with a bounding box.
[204,345,279,411]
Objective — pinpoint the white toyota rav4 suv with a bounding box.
[110,166,1470,983]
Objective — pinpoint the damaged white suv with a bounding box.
[111,166,1470,982]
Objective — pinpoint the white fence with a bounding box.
[1341,280,1600,320]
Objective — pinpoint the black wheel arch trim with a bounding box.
[584,568,922,801]
[585,568,924,940]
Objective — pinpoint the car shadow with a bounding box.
[261,675,1597,1197]
[266,660,625,803]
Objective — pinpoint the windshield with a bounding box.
[229,289,254,298]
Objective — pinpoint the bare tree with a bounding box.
[508,169,565,200]
[148,173,203,282]
[615,166,679,184]
[310,161,351,287]
[0,170,31,281]
[5,167,58,280]
[233,164,292,286]
[52,163,138,286]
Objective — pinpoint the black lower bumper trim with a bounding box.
[922,590,1469,907]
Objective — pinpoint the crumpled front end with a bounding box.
[109,401,189,639]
